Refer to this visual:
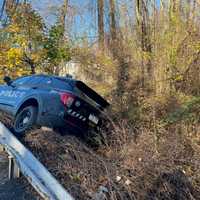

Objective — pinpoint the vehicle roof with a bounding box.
[16,74,110,108]
[31,74,77,82]
[18,74,78,86]
[35,74,110,108]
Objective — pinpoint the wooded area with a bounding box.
[0,0,200,199]
[1,1,200,97]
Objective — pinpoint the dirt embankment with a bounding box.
[1,112,200,200]
[22,127,200,200]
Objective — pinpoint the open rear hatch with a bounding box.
[75,81,110,110]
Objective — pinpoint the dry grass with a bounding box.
[22,119,200,200]
[1,107,200,200]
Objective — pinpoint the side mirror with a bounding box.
[4,76,12,86]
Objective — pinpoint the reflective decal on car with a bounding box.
[0,90,26,98]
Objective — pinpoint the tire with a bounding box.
[13,106,38,136]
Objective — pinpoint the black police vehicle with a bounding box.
[0,75,109,135]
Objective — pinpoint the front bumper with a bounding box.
[0,109,15,130]
[0,104,16,117]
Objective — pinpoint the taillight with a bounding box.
[60,92,75,107]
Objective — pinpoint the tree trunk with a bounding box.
[109,0,117,54]
[136,0,152,87]
[60,0,68,36]
[186,0,191,22]
[191,0,196,22]
[160,0,164,10]
[97,0,104,51]
[169,0,179,20]
[23,54,36,74]
[108,0,130,114]
[55,0,68,75]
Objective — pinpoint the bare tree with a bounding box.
[169,0,180,20]
[186,0,191,21]
[1,0,19,23]
[191,0,196,22]
[136,0,152,85]
[53,0,69,75]
[97,0,104,50]
[108,0,130,115]
[60,0,68,36]
[109,0,117,52]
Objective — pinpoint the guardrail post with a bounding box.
[8,155,20,179]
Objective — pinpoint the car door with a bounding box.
[0,76,31,108]
[0,84,16,107]
[38,77,61,115]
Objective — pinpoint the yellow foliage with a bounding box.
[7,24,20,34]
[7,48,23,67]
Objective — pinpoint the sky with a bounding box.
[32,0,98,41]
[0,0,98,42]
[0,0,160,41]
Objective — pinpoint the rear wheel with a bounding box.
[13,106,38,136]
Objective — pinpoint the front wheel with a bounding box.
[13,106,38,136]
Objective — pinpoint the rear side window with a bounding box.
[52,78,73,90]
[40,77,53,85]
[28,76,44,85]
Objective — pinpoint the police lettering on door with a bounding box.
[0,90,25,98]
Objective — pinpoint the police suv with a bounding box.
[0,75,109,135]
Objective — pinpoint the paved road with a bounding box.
[0,152,39,200]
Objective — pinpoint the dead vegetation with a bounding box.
[1,97,200,200]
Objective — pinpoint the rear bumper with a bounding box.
[62,113,89,134]
[38,112,88,134]
[63,119,88,135]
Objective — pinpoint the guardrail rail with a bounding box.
[0,122,74,200]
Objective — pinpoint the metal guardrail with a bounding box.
[0,122,74,200]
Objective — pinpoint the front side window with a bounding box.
[13,76,31,85]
